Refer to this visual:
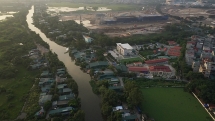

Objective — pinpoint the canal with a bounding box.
[26,6,103,121]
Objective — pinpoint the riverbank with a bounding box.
[27,6,103,121]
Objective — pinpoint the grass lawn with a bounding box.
[139,50,153,57]
[47,2,143,11]
[120,57,142,64]
[141,87,212,121]
[0,66,40,119]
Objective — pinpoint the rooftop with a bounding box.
[59,94,75,101]
[168,46,181,57]
[117,43,133,50]
[48,107,74,115]
[149,66,171,72]
[128,67,148,72]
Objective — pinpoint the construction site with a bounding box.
[58,8,174,37]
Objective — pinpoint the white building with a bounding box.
[117,43,134,56]
[166,0,175,5]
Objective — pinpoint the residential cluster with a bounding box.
[36,68,75,118]
[26,48,77,119]
[186,35,215,79]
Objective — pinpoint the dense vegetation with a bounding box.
[0,8,49,120]
[89,80,142,121]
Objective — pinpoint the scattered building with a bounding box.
[83,35,93,43]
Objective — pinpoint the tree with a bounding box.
[43,101,52,111]
[71,110,85,121]
[101,103,112,116]
[102,89,119,105]
[127,88,142,108]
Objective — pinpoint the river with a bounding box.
[26,6,103,121]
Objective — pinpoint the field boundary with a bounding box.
[192,92,215,121]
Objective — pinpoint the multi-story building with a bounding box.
[199,61,215,78]
[185,49,195,65]
[117,43,134,56]
[192,61,200,72]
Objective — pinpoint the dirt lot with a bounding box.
[59,10,175,37]
[161,6,215,27]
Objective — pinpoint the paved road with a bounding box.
[118,77,124,87]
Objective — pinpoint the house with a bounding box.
[98,74,116,81]
[83,35,93,43]
[108,78,120,84]
[40,71,52,77]
[39,95,52,105]
[35,108,45,118]
[115,64,128,73]
[48,107,74,117]
[128,67,149,74]
[55,76,67,83]
[122,113,138,121]
[199,61,215,78]
[200,51,212,60]
[149,66,173,78]
[186,41,196,49]
[116,43,134,56]
[41,85,51,93]
[39,78,55,87]
[57,84,67,89]
[113,106,123,111]
[86,61,109,69]
[167,46,181,57]
[168,41,177,46]
[145,58,168,65]
[59,94,75,101]
[185,49,195,65]
[59,88,72,95]
[52,100,69,109]
[192,61,200,72]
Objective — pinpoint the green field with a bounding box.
[48,2,143,11]
[0,66,40,119]
[139,50,154,57]
[120,57,142,64]
[141,88,212,121]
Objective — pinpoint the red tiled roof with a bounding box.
[149,66,171,72]
[168,46,181,57]
[168,41,177,45]
[187,41,196,44]
[128,67,148,72]
[145,58,168,64]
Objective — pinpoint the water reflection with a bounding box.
[47,6,111,12]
